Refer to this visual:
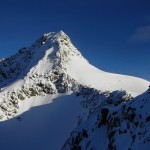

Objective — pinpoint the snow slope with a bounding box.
[0,93,83,150]
[67,55,149,96]
[0,31,149,150]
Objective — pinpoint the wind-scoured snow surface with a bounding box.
[0,31,149,150]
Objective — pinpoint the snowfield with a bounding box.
[0,93,83,150]
[0,31,149,150]
[67,55,148,96]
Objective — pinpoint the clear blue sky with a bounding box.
[0,0,149,80]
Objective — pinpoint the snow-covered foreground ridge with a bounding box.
[0,31,149,150]
[63,86,150,150]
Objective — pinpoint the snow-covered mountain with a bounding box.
[0,31,149,150]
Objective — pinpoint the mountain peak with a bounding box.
[50,30,71,44]
[31,30,72,51]
[56,30,69,38]
[36,30,70,43]
[42,30,67,38]
[56,30,67,36]
[0,31,149,95]
[0,30,83,88]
